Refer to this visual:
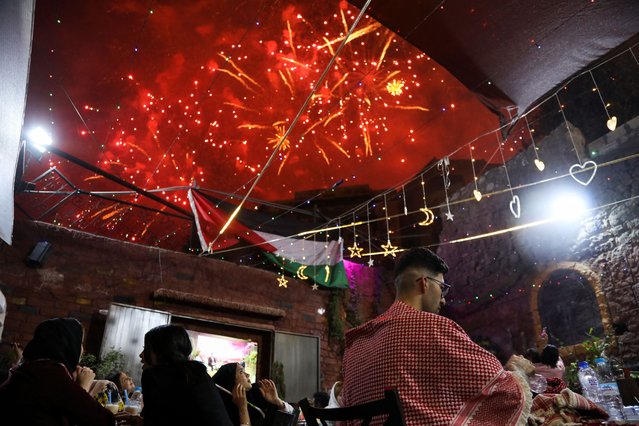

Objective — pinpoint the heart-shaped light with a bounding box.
[473,189,482,201]
[569,161,598,186]
[509,195,521,218]
[534,158,545,171]
[606,116,617,131]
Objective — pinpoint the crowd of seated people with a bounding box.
[0,319,295,426]
[0,249,610,426]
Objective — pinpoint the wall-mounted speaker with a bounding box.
[26,241,52,267]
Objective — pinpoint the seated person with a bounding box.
[534,345,565,381]
[140,324,232,426]
[213,362,294,426]
[0,317,115,426]
[342,248,534,426]
[107,370,137,400]
[89,378,122,407]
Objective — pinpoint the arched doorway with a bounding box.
[530,262,612,355]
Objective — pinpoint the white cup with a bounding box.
[105,403,119,414]
[124,404,141,415]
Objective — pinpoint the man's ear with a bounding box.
[416,276,427,294]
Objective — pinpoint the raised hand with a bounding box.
[232,383,248,408]
[75,366,96,391]
[232,383,251,425]
[258,379,284,409]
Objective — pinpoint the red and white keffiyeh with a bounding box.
[529,388,608,425]
[342,301,531,426]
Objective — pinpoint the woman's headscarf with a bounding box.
[212,362,238,392]
[22,317,83,373]
[212,363,241,425]
[143,324,192,365]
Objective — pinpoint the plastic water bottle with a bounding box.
[577,361,602,403]
[594,357,625,420]
[130,386,143,402]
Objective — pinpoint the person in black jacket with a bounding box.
[0,317,115,426]
[140,324,232,426]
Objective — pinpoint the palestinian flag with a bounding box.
[188,189,348,288]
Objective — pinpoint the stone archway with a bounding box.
[530,262,612,358]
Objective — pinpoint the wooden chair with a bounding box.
[299,389,406,426]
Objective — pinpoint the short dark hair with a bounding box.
[540,344,560,368]
[313,391,330,408]
[144,324,192,365]
[395,248,449,277]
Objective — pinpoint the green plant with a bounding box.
[272,361,286,399]
[80,348,126,379]
[564,328,614,391]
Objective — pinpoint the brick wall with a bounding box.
[437,117,639,365]
[0,219,343,390]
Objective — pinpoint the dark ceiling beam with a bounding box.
[45,145,193,220]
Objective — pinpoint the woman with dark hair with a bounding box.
[534,344,565,380]
[212,362,293,426]
[106,370,136,399]
[139,324,232,426]
[0,317,115,425]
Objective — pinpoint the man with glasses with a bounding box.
[342,248,533,425]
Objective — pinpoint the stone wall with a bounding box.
[0,219,342,391]
[437,116,639,365]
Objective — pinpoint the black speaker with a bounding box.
[26,241,52,267]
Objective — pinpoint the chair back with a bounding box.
[264,406,300,426]
[299,389,405,426]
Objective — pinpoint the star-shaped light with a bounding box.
[367,257,375,267]
[381,240,398,257]
[445,210,454,221]
[311,283,319,291]
[347,241,364,258]
[277,275,288,288]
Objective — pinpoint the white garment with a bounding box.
[327,381,342,409]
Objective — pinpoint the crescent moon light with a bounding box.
[296,265,309,280]
[418,207,435,226]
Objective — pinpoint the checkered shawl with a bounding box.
[528,388,608,425]
[342,301,530,426]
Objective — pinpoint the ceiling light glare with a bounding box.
[550,192,587,221]
[27,127,53,153]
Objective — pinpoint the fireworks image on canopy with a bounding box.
[20,0,497,247]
